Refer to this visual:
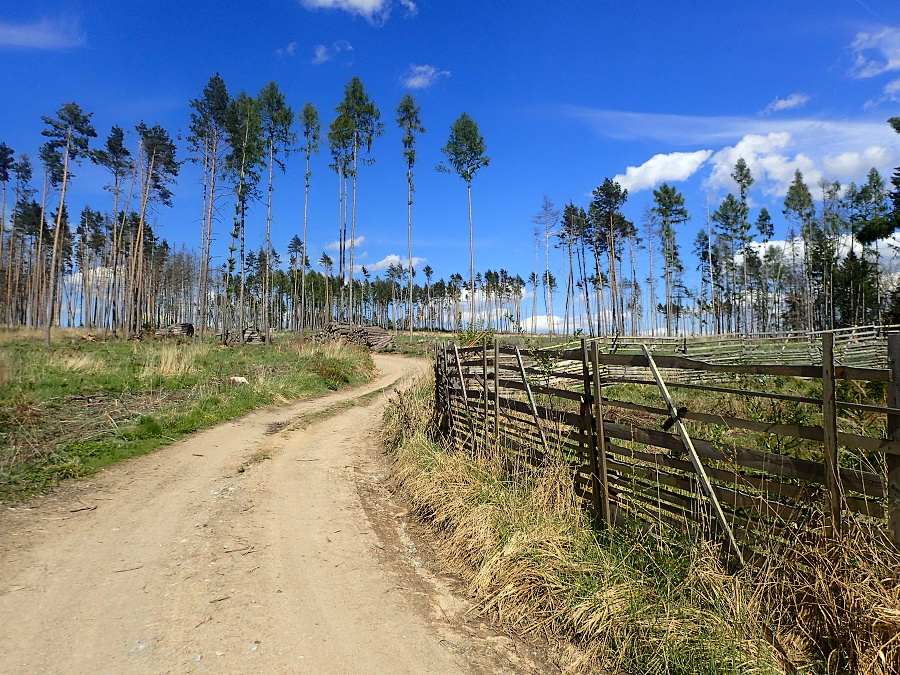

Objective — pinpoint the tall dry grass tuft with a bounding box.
[750,525,900,674]
[0,327,89,345]
[384,377,780,674]
[139,343,210,380]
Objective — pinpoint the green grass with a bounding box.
[0,334,374,501]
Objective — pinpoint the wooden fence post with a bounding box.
[821,333,843,536]
[887,333,900,546]
[579,339,607,524]
[591,340,611,526]
[482,338,489,449]
[493,338,500,442]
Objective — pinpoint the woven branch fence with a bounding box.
[433,331,900,565]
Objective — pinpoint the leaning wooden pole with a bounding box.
[452,343,478,454]
[514,347,551,460]
[641,344,744,566]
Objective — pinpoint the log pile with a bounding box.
[242,327,266,344]
[155,323,195,338]
[314,323,396,350]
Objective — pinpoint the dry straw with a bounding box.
[384,376,900,674]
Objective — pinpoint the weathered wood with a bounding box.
[596,351,891,381]
[641,345,744,565]
[496,377,584,401]
[580,339,603,522]
[603,377,826,406]
[514,347,551,459]
[493,339,500,441]
[452,343,478,453]
[888,334,900,546]
[599,396,900,455]
[591,340,611,526]
[822,334,843,535]
[602,419,883,496]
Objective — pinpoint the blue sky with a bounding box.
[2,0,900,299]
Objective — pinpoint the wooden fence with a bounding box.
[433,333,900,564]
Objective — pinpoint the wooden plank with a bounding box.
[603,443,886,511]
[482,337,489,449]
[580,338,603,521]
[600,396,900,455]
[822,333,843,535]
[497,377,584,402]
[605,458,807,522]
[493,339,500,441]
[496,394,583,427]
[603,378,828,406]
[601,420,883,496]
[597,351,891,381]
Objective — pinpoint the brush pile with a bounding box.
[314,323,396,350]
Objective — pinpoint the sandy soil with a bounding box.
[0,354,554,674]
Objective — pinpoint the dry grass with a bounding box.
[748,526,900,674]
[0,327,89,345]
[139,343,210,380]
[385,376,900,674]
[383,379,781,674]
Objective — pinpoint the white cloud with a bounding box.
[398,0,418,16]
[300,0,417,22]
[0,17,85,49]
[705,132,820,196]
[850,26,900,79]
[745,233,900,265]
[613,150,712,192]
[762,92,810,115]
[566,106,900,197]
[367,254,426,272]
[311,40,353,64]
[277,41,298,56]
[402,64,450,89]
[325,235,365,251]
[824,145,891,177]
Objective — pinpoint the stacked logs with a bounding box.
[155,323,195,338]
[314,323,396,350]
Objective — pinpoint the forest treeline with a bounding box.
[1,73,900,341]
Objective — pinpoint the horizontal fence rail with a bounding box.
[433,331,900,565]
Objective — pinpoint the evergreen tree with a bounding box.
[334,77,382,324]
[437,112,490,324]
[651,183,688,335]
[257,81,295,342]
[298,102,321,333]
[40,102,96,346]
[396,93,424,339]
[188,74,231,338]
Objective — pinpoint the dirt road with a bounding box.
[0,354,549,674]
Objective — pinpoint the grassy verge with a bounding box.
[382,377,783,674]
[0,331,374,501]
[384,376,900,673]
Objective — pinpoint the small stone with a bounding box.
[195,654,202,662]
